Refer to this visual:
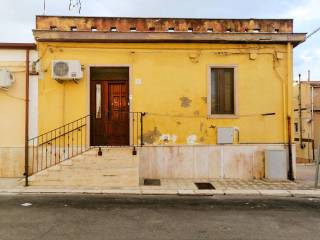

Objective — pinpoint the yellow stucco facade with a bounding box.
[37,42,293,145]
[0,48,38,177]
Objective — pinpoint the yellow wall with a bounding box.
[0,49,38,177]
[37,42,293,145]
[0,52,26,177]
[293,82,320,162]
[0,63,26,147]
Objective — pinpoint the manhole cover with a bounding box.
[195,182,215,190]
[144,179,161,186]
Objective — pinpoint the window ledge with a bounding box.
[207,114,239,119]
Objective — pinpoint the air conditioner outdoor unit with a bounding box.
[0,69,14,89]
[52,60,83,81]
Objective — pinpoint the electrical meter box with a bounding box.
[0,69,14,89]
[265,149,288,180]
[217,127,234,144]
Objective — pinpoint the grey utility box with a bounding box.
[265,149,288,180]
[217,127,234,144]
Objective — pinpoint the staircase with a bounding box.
[28,147,139,187]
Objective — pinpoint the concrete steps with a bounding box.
[28,147,139,187]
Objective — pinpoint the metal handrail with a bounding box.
[102,111,146,147]
[25,112,146,186]
[29,115,90,141]
[26,115,91,186]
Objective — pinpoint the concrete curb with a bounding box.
[1,188,320,198]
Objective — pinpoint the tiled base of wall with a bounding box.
[0,147,24,177]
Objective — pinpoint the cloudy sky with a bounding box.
[0,0,319,80]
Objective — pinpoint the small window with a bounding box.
[188,27,193,32]
[149,27,155,31]
[210,68,235,115]
[168,27,175,32]
[50,26,57,31]
[253,28,260,33]
[91,27,97,32]
[70,26,77,31]
[207,28,213,33]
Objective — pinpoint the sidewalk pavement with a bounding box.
[1,163,318,197]
[0,177,319,198]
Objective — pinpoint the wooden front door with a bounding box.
[90,68,130,146]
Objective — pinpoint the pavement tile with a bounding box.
[224,190,260,195]
[101,189,142,194]
[178,190,195,195]
[141,189,178,195]
[193,190,215,196]
[289,190,320,198]
[259,190,292,197]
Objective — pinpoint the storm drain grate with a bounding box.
[194,182,215,190]
[144,179,161,186]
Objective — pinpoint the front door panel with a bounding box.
[106,82,129,146]
[90,78,129,146]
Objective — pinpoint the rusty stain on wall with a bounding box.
[194,110,200,116]
[201,97,207,104]
[200,122,204,131]
[180,97,192,108]
[143,127,161,144]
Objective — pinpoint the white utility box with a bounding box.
[265,149,288,180]
[0,69,14,89]
[217,127,234,144]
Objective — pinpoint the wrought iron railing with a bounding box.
[25,112,146,186]
[121,111,146,147]
[26,115,91,181]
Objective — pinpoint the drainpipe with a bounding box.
[288,116,294,180]
[311,86,315,161]
[24,49,30,187]
[287,43,294,181]
[298,74,305,149]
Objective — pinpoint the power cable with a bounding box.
[306,26,320,39]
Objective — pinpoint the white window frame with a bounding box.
[207,65,238,119]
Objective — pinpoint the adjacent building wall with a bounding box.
[293,81,320,163]
[0,49,38,177]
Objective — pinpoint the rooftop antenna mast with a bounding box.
[69,0,82,14]
[43,0,46,15]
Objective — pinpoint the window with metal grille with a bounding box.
[210,68,235,115]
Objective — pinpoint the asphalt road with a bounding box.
[0,194,320,240]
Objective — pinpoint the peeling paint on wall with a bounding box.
[143,127,161,144]
[194,110,200,116]
[187,135,197,144]
[160,134,177,144]
[201,97,207,104]
[176,121,182,125]
[200,122,204,131]
[180,97,192,108]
